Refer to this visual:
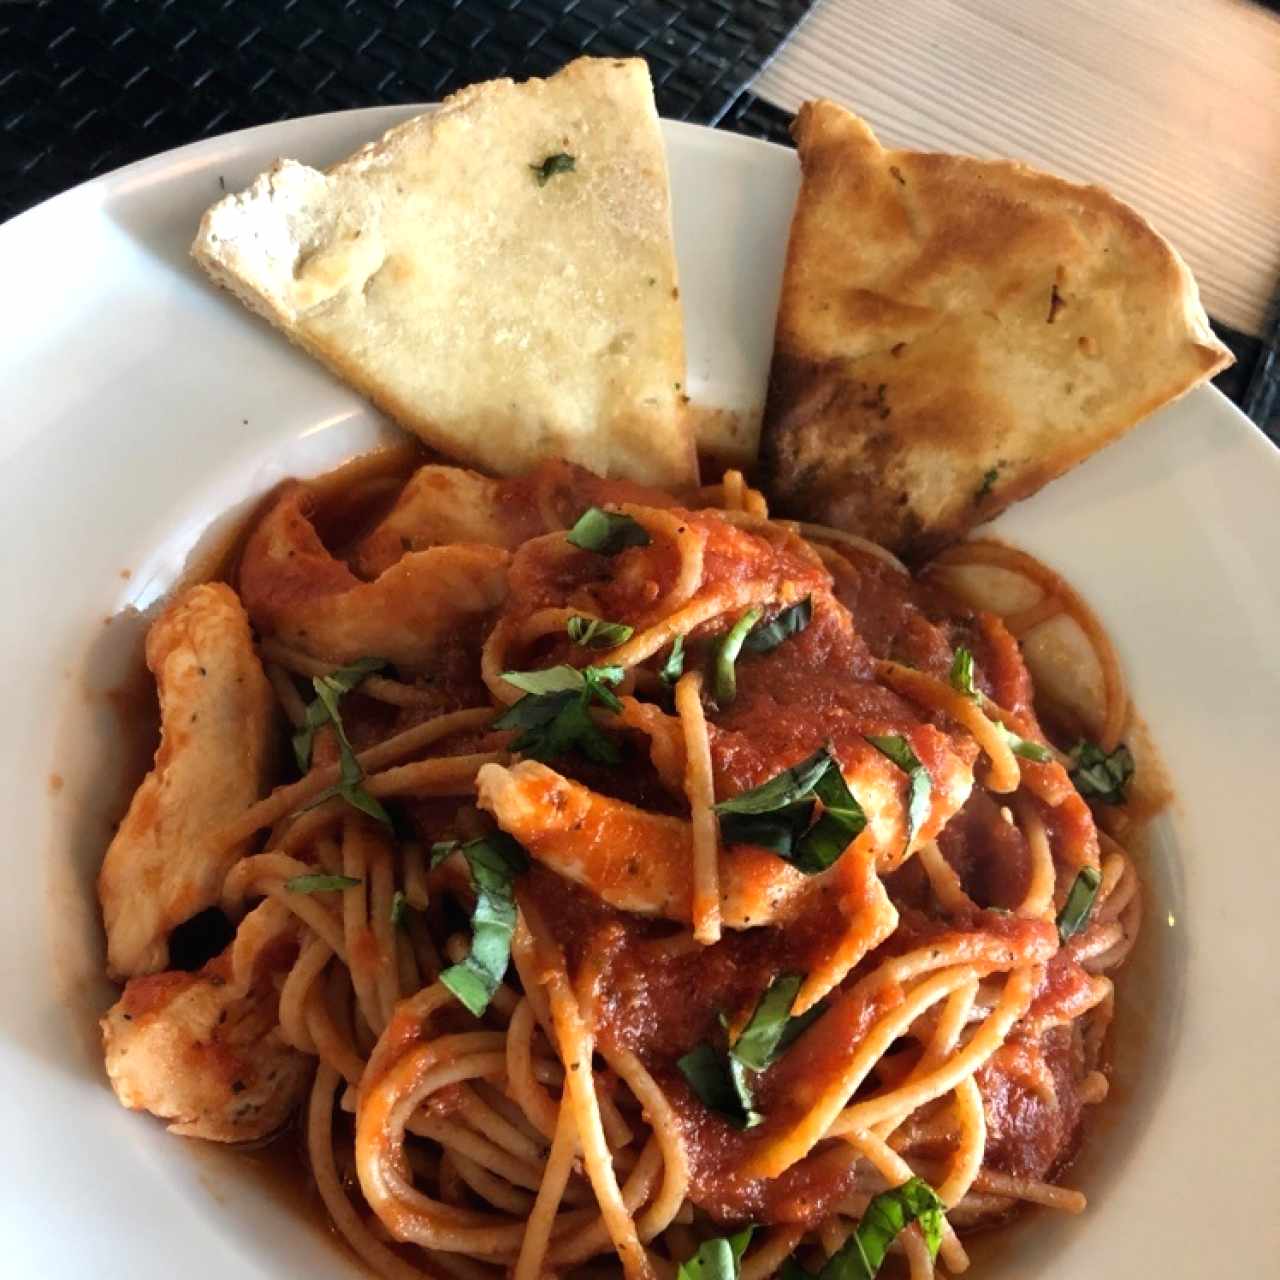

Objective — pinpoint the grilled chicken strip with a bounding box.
[101,903,310,1141]
[238,481,509,670]
[98,582,275,979]
[477,735,972,928]
[352,459,678,578]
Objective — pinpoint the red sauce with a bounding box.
[512,523,1100,1227]
[112,453,1121,1240]
[977,1023,1082,1180]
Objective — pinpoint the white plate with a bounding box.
[1,108,1277,1279]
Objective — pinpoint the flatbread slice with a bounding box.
[762,100,1232,560]
[193,58,694,487]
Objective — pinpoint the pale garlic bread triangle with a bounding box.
[193,57,694,487]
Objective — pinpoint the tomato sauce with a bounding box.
[169,454,1112,1237]
[515,523,1098,1227]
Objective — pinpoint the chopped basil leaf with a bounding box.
[530,152,576,185]
[731,973,803,1071]
[659,634,686,687]
[728,1054,763,1129]
[949,647,977,699]
[718,801,816,858]
[581,665,625,712]
[285,873,361,894]
[494,665,624,763]
[865,734,932,852]
[321,656,388,694]
[996,723,1053,763]
[864,733,918,774]
[676,1228,754,1280]
[727,972,827,1131]
[784,1177,943,1280]
[778,999,827,1053]
[742,598,813,654]
[677,1042,760,1129]
[502,665,593,697]
[301,780,393,827]
[1056,865,1102,942]
[439,832,529,1017]
[678,1043,740,1117]
[713,607,763,705]
[491,688,576,732]
[1068,741,1135,805]
[714,747,834,816]
[567,615,635,650]
[715,746,866,874]
[390,889,408,929]
[797,760,867,873]
[682,975,827,1130]
[430,839,459,866]
[540,695,622,765]
[292,657,387,773]
[291,658,392,825]
[291,699,330,774]
[566,507,650,554]
[339,782,393,825]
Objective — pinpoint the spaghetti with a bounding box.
[98,459,1146,1280]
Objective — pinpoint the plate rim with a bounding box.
[2,104,1277,1280]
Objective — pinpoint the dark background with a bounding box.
[2,0,1275,439]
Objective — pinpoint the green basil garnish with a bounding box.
[284,873,361,894]
[800,762,868,873]
[1056,865,1102,943]
[501,660,622,701]
[714,746,866,873]
[714,746,834,816]
[865,734,932,852]
[742,598,813,654]
[300,775,393,827]
[567,615,635,650]
[292,657,387,773]
[713,607,763,704]
[949,646,977,699]
[730,973,823,1071]
[292,657,392,825]
[494,665,624,764]
[566,507,650,554]
[1068,741,1135,805]
[718,802,816,858]
[390,889,408,929]
[529,152,576,185]
[677,1229,754,1280]
[659,634,687,687]
[782,1176,943,1280]
[680,976,825,1130]
[677,1042,761,1129]
[433,832,529,1017]
[996,723,1054,763]
[429,839,461,865]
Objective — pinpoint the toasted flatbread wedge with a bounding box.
[762,100,1232,560]
[193,58,694,487]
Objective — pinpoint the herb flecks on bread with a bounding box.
[192,57,694,488]
[762,100,1232,560]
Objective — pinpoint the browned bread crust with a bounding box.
[762,100,1232,560]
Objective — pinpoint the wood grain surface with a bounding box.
[753,0,1280,337]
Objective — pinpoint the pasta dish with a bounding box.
[97,457,1144,1280]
